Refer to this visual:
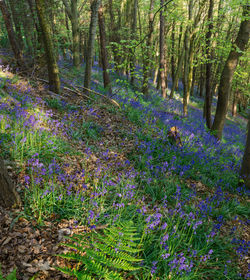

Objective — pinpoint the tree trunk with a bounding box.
[205,0,214,129]
[130,0,138,86]
[240,115,250,189]
[62,0,80,68]
[35,0,61,94]
[159,0,166,98]
[0,158,21,208]
[231,89,239,117]
[8,0,24,52]
[170,49,184,98]
[84,0,100,93]
[171,21,175,85]
[199,65,205,98]
[0,0,24,67]
[141,0,155,97]
[98,2,112,93]
[211,5,250,139]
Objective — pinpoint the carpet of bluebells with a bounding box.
[0,53,249,279]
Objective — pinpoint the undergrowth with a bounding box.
[0,64,248,279]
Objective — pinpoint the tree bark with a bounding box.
[84,0,101,93]
[62,0,80,68]
[98,2,112,93]
[171,21,175,86]
[211,5,250,139]
[231,89,239,117]
[205,0,214,129]
[8,0,24,52]
[35,0,61,94]
[159,0,166,98]
[0,0,24,67]
[130,0,138,86]
[142,0,155,97]
[0,158,21,208]
[240,115,250,189]
[170,49,184,98]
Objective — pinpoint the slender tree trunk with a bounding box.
[170,49,184,98]
[35,0,61,93]
[205,0,214,129]
[211,5,250,139]
[8,0,24,51]
[98,2,112,93]
[84,0,101,93]
[199,64,205,97]
[62,0,80,68]
[71,0,80,68]
[159,0,166,98]
[183,0,193,116]
[0,158,21,208]
[0,0,24,67]
[142,0,155,97]
[27,0,43,53]
[190,66,196,96]
[130,0,138,86]
[240,115,250,189]
[231,89,239,117]
[171,21,175,85]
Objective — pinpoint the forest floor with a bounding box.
[0,53,249,280]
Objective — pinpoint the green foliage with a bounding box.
[0,265,16,280]
[56,221,143,279]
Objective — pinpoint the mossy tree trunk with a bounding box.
[0,158,21,208]
[241,116,250,189]
[35,0,61,94]
[211,5,250,139]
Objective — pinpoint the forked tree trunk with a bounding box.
[211,5,250,139]
[0,158,21,208]
[35,0,61,94]
[84,0,100,93]
[241,116,250,189]
[98,2,112,93]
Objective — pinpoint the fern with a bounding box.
[56,221,143,279]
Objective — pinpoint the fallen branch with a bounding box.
[75,84,120,108]
[59,73,120,108]
[36,78,95,102]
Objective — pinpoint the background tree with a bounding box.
[0,0,24,67]
[84,0,100,93]
[62,0,81,68]
[98,1,112,92]
[241,114,250,189]
[211,5,250,139]
[35,0,61,94]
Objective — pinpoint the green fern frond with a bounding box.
[56,221,143,279]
